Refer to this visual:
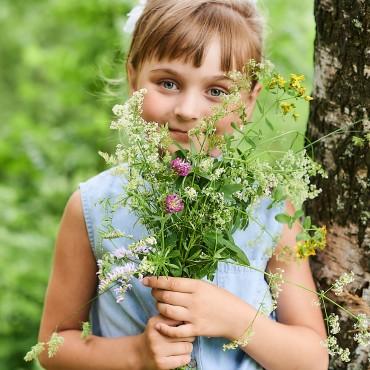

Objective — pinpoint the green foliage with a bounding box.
[0,1,132,368]
[0,0,314,368]
[257,0,315,152]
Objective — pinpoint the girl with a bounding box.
[38,1,329,369]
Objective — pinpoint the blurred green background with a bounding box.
[0,1,314,369]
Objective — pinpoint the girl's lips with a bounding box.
[169,129,189,142]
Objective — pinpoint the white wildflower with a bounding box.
[216,167,225,177]
[332,271,355,296]
[138,256,156,276]
[353,313,370,346]
[112,104,126,116]
[184,187,198,201]
[47,333,64,358]
[320,336,351,363]
[223,326,255,351]
[327,313,341,335]
[199,157,214,173]
[339,347,350,362]
[145,236,157,245]
[24,342,45,362]
[268,268,285,300]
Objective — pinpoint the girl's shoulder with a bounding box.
[80,166,128,201]
[78,166,142,258]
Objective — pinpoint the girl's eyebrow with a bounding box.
[149,68,232,82]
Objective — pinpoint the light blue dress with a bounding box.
[79,168,284,370]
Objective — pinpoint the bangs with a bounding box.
[130,3,262,73]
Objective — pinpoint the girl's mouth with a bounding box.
[169,129,189,142]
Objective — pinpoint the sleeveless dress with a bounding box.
[79,168,284,370]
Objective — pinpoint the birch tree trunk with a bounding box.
[307,1,369,369]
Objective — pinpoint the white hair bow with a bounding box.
[123,0,148,34]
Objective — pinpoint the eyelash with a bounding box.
[158,80,229,97]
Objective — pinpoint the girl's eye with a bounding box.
[209,88,228,97]
[160,80,178,90]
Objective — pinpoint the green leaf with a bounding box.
[220,184,244,200]
[296,232,309,241]
[303,216,312,229]
[168,250,181,258]
[275,213,292,224]
[257,100,264,114]
[222,238,250,266]
[187,249,202,260]
[270,185,287,206]
[214,247,226,259]
[242,135,257,149]
[218,232,250,266]
[170,268,182,277]
[204,231,219,249]
[294,210,304,220]
[173,150,187,160]
[231,211,242,233]
[265,118,274,131]
[165,233,178,247]
[231,121,244,134]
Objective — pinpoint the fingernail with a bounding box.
[142,277,149,286]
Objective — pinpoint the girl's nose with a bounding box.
[174,92,202,122]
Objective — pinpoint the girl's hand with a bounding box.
[142,276,247,340]
[141,314,195,370]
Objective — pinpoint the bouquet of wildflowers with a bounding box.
[97,61,327,302]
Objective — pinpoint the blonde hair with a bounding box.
[126,0,264,74]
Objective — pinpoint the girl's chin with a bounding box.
[167,142,220,157]
[168,142,190,154]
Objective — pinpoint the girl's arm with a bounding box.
[145,201,329,370]
[38,190,145,370]
[39,191,194,370]
[237,201,329,370]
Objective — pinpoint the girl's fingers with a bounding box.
[161,341,193,357]
[155,315,183,327]
[156,323,195,338]
[142,276,194,293]
[168,336,196,343]
[156,302,190,322]
[158,354,192,370]
[152,288,191,307]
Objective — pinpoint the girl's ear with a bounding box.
[127,63,138,94]
[246,82,262,120]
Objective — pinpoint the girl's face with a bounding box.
[128,38,261,154]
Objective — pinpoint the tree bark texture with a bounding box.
[307,1,369,369]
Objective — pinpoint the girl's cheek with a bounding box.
[215,115,238,135]
[215,95,252,134]
[142,93,166,122]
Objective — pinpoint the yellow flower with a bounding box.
[296,240,316,259]
[268,74,286,90]
[304,95,314,102]
[290,74,305,82]
[296,86,306,97]
[276,74,286,88]
[290,74,305,90]
[296,226,327,260]
[280,102,295,115]
[268,79,277,90]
